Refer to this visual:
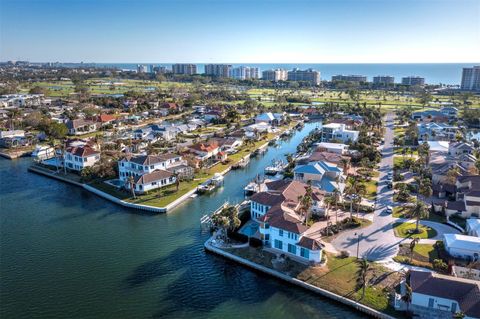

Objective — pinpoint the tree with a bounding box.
[409,238,419,262]
[127,175,136,199]
[211,205,241,240]
[298,182,313,225]
[356,258,370,300]
[412,200,428,233]
[174,173,180,192]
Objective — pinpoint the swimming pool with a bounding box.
[238,221,259,237]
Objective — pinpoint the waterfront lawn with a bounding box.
[392,222,437,239]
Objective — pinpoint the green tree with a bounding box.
[298,182,313,225]
[356,258,370,300]
[412,201,428,233]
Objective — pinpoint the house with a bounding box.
[411,109,449,122]
[96,114,116,126]
[294,161,345,193]
[440,106,459,120]
[320,123,359,143]
[249,180,326,263]
[427,141,449,154]
[188,141,221,162]
[315,142,349,155]
[466,218,480,237]
[396,270,480,319]
[0,130,25,139]
[210,137,243,153]
[417,122,458,141]
[244,123,272,135]
[118,154,188,194]
[204,110,223,122]
[443,233,480,261]
[63,145,100,171]
[449,142,474,157]
[66,119,98,136]
[255,112,285,125]
[434,175,480,218]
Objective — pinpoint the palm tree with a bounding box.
[409,238,419,262]
[402,282,413,312]
[412,200,428,233]
[298,183,313,225]
[174,172,180,192]
[127,175,136,199]
[356,258,370,300]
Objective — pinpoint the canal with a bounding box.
[0,122,368,319]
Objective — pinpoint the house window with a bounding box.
[150,165,154,169]
[279,229,283,237]
[274,239,283,250]
[264,223,269,229]
[288,244,296,254]
[451,303,457,313]
[265,234,270,241]
[428,298,434,308]
[300,248,309,258]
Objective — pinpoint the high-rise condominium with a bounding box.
[331,75,367,82]
[287,68,321,85]
[373,76,395,85]
[230,66,260,80]
[171,64,197,75]
[401,76,425,86]
[204,64,232,77]
[262,69,288,82]
[461,66,480,91]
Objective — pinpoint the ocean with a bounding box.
[66,62,479,85]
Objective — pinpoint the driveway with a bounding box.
[332,113,400,261]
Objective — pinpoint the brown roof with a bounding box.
[260,206,308,234]
[297,236,324,250]
[250,191,285,207]
[307,151,346,164]
[98,114,116,123]
[134,169,172,184]
[409,270,480,318]
[66,119,95,129]
[189,141,219,153]
[66,146,98,157]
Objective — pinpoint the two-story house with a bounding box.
[63,145,100,171]
[294,161,345,194]
[320,123,359,143]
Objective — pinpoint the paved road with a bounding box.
[332,113,401,261]
[331,113,460,261]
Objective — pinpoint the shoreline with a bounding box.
[27,139,272,213]
[204,236,397,319]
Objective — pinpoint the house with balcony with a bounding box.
[417,122,458,141]
[63,145,100,171]
[66,119,98,136]
[395,270,480,319]
[118,154,188,194]
[248,180,326,263]
[320,123,359,143]
[294,161,345,194]
[188,140,223,164]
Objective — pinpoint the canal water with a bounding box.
[0,123,367,319]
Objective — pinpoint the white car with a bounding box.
[385,206,393,214]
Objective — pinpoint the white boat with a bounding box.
[211,173,224,185]
[31,145,56,160]
[197,173,224,194]
[264,160,284,175]
[244,182,259,196]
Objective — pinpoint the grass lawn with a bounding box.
[394,148,418,156]
[392,222,437,239]
[363,179,378,200]
[393,243,440,269]
[393,205,445,223]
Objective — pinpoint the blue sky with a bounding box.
[1,0,479,63]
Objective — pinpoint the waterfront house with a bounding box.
[466,218,480,237]
[249,180,326,263]
[395,270,480,319]
[210,137,243,154]
[315,142,349,155]
[203,110,223,122]
[417,122,457,141]
[118,154,187,194]
[443,233,480,261]
[66,119,98,136]
[320,123,359,143]
[63,145,100,171]
[255,112,285,126]
[293,161,345,193]
[188,141,222,163]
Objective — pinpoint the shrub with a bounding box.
[339,250,350,258]
[433,259,448,272]
[227,231,248,243]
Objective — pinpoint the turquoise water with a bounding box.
[62,63,476,84]
[0,123,367,319]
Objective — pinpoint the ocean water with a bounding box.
[70,62,479,85]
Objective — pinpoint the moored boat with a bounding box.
[31,145,56,160]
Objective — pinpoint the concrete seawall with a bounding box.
[204,238,397,319]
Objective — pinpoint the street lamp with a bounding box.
[354,232,361,259]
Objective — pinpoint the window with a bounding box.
[300,248,309,259]
[264,223,269,229]
[288,244,296,254]
[150,165,154,169]
[274,239,283,250]
[265,234,269,241]
[428,298,434,308]
[451,303,457,313]
[279,229,283,237]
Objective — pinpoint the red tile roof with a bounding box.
[66,146,99,157]
[98,114,116,123]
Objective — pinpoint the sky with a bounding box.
[1,0,479,63]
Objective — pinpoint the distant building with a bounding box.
[204,64,232,77]
[262,69,288,82]
[171,64,197,75]
[461,66,480,91]
[137,65,148,73]
[287,68,320,85]
[402,76,425,86]
[373,75,394,85]
[153,66,170,74]
[331,75,367,83]
[230,66,259,80]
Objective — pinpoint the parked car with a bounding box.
[385,206,393,214]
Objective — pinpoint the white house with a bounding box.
[188,141,221,162]
[443,233,480,261]
[466,218,480,237]
[397,270,480,319]
[66,119,98,136]
[248,180,326,263]
[321,123,359,143]
[315,142,349,155]
[293,161,345,193]
[118,154,186,194]
[449,142,474,157]
[63,146,100,171]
